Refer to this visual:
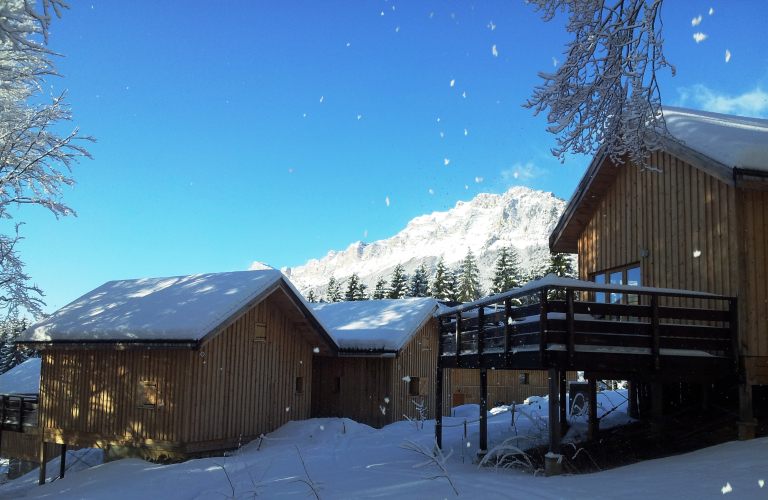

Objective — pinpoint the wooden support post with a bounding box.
[559,370,567,434]
[651,381,664,434]
[539,291,549,367]
[39,440,48,486]
[59,444,67,479]
[479,367,488,454]
[650,295,660,371]
[435,367,443,449]
[566,289,575,368]
[729,299,739,369]
[700,383,710,413]
[504,298,512,368]
[738,383,756,441]
[546,368,562,476]
[477,307,485,363]
[628,381,639,419]
[588,378,599,441]
[455,313,462,367]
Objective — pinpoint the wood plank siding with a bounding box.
[0,431,58,462]
[449,370,577,410]
[574,151,768,382]
[310,318,452,428]
[39,291,317,455]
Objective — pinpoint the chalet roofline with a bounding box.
[18,278,339,356]
[549,139,768,254]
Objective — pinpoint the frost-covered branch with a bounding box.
[398,439,458,495]
[524,0,674,165]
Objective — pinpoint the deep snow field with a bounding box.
[2,390,766,499]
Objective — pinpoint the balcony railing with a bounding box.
[435,275,737,372]
[1,393,39,432]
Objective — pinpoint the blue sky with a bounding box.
[12,0,768,312]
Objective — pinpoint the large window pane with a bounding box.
[609,271,623,304]
[594,274,605,303]
[627,267,641,307]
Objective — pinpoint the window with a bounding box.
[137,381,157,410]
[295,377,304,394]
[333,376,341,394]
[254,322,266,342]
[519,373,529,385]
[590,264,642,320]
[409,377,429,396]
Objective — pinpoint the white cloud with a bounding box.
[319,96,323,102]
[676,84,768,118]
[692,15,702,26]
[553,57,559,66]
[464,129,468,135]
[450,79,455,87]
[429,189,434,194]
[385,197,390,206]
[475,177,483,182]
[492,45,498,57]
[444,158,450,165]
[725,50,731,62]
[440,132,444,137]
[709,7,714,15]
[693,33,708,43]
[502,162,547,182]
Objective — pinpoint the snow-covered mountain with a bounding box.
[253,186,567,298]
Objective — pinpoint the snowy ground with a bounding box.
[2,391,766,499]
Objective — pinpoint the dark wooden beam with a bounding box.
[566,289,575,368]
[455,313,462,368]
[651,295,660,371]
[539,291,549,367]
[435,367,443,449]
[548,369,561,454]
[504,299,512,367]
[479,368,488,453]
[588,378,599,441]
[59,444,67,479]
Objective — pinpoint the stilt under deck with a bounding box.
[434,276,739,475]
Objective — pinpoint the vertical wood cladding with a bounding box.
[575,151,767,358]
[449,370,576,410]
[0,431,59,462]
[310,318,452,428]
[39,292,315,452]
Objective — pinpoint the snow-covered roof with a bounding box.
[311,298,439,352]
[18,270,336,348]
[437,274,728,316]
[663,106,768,172]
[0,358,41,395]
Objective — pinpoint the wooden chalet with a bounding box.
[434,106,766,475]
[309,298,450,428]
[549,106,768,440]
[15,270,337,478]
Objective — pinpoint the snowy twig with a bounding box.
[478,436,537,473]
[398,439,458,495]
[290,444,323,500]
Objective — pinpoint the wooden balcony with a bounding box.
[1,393,39,432]
[435,276,738,383]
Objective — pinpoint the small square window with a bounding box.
[137,381,157,409]
[333,377,341,394]
[254,322,266,342]
[295,377,304,394]
[519,373,529,385]
[409,377,420,396]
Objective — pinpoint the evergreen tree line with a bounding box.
[305,247,575,304]
[0,316,37,376]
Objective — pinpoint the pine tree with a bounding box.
[458,249,483,302]
[409,263,429,298]
[0,317,34,375]
[430,256,449,299]
[490,246,522,296]
[305,290,318,303]
[345,274,361,302]
[543,252,576,299]
[387,264,409,299]
[445,270,460,302]
[325,276,342,303]
[344,274,368,301]
[372,276,388,300]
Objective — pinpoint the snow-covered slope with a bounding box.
[271,186,567,297]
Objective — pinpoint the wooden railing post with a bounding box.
[566,289,575,368]
[504,298,512,368]
[437,317,445,360]
[435,367,443,449]
[539,290,549,367]
[477,307,485,365]
[60,444,67,479]
[455,313,462,367]
[17,396,24,432]
[729,298,739,369]
[650,295,660,371]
